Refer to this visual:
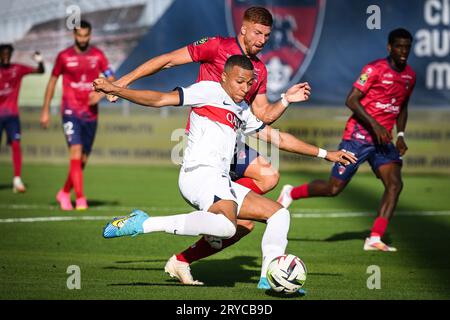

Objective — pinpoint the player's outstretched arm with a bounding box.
[108,47,192,102]
[251,82,311,125]
[346,87,391,144]
[93,78,180,108]
[255,125,357,165]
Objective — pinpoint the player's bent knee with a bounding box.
[215,214,237,239]
[262,170,280,192]
[268,207,290,222]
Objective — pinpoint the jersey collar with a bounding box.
[386,56,407,74]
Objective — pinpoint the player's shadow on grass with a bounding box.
[104,266,161,271]
[85,199,120,207]
[107,255,259,288]
[288,231,393,244]
[264,290,306,299]
[114,259,167,264]
[192,256,259,287]
[0,184,11,190]
[325,230,393,244]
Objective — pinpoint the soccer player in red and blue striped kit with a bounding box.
[40,20,114,210]
[278,28,416,252]
[0,44,45,193]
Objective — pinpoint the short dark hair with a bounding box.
[243,7,273,27]
[224,55,254,73]
[74,20,92,32]
[388,28,413,44]
[0,44,14,54]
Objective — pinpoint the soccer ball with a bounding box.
[266,254,307,294]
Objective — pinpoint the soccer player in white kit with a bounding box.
[94,55,356,289]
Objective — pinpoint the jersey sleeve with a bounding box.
[187,36,221,63]
[18,64,36,76]
[99,51,114,78]
[51,52,64,77]
[241,108,266,135]
[176,82,213,107]
[353,64,379,94]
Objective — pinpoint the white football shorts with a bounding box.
[178,165,251,214]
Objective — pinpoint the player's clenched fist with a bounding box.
[105,79,128,102]
[93,78,116,94]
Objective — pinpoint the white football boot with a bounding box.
[12,176,26,193]
[277,184,294,208]
[364,237,397,252]
[164,255,204,285]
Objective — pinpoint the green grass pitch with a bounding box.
[0,163,449,300]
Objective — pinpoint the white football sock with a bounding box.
[142,211,236,238]
[260,208,290,279]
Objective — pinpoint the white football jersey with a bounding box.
[178,81,265,172]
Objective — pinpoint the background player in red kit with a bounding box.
[0,44,45,193]
[278,28,416,252]
[109,7,311,285]
[40,20,115,211]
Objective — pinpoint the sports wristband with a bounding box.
[397,131,405,138]
[280,93,290,108]
[317,148,327,159]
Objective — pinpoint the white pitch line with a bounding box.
[0,211,450,223]
[0,204,191,212]
[291,211,450,218]
[0,216,115,223]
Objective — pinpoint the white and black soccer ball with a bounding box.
[266,254,307,294]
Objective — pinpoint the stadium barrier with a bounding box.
[1,107,449,174]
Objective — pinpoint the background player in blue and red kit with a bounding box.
[0,44,45,193]
[40,20,115,211]
[278,28,416,252]
[109,7,311,284]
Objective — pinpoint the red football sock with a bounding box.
[63,174,72,193]
[370,217,389,238]
[63,160,86,193]
[69,159,84,199]
[291,184,309,200]
[177,236,242,264]
[11,141,22,177]
[235,177,264,194]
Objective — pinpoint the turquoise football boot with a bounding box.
[103,209,149,238]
